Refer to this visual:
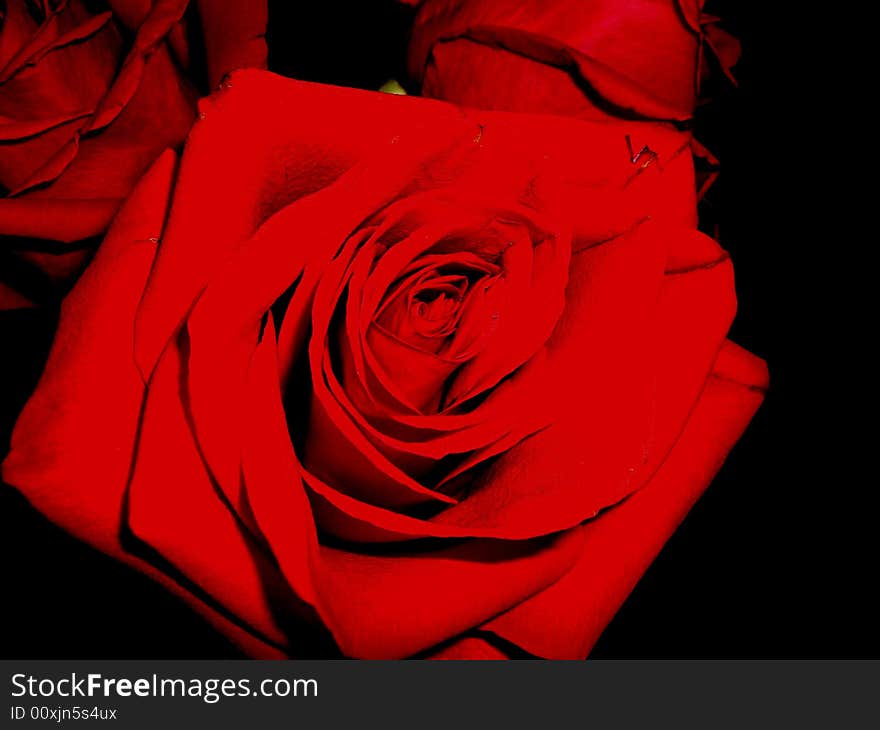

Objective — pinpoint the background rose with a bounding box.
[406,0,738,121]
[403,0,739,202]
[0,0,267,309]
[3,70,766,658]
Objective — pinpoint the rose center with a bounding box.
[374,255,500,360]
[408,275,469,338]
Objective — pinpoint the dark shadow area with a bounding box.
[266,0,414,91]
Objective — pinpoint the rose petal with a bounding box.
[0,5,120,191]
[318,530,585,659]
[484,339,767,658]
[429,220,667,533]
[423,39,603,119]
[0,0,39,71]
[0,197,119,241]
[19,44,195,199]
[1,150,289,658]
[124,328,297,651]
[14,248,93,285]
[133,77,407,378]
[409,0,703,121]
[2,151,174,553]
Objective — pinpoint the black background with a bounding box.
[2,2,874,658]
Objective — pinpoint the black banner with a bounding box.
[4,661,878,728]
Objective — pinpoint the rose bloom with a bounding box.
[406,0,739,122]
[0,0,267,309]
[3,71,766,659]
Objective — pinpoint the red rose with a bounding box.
[406,0,739,122]
[2,70,766,659]
[0,0,267,309]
